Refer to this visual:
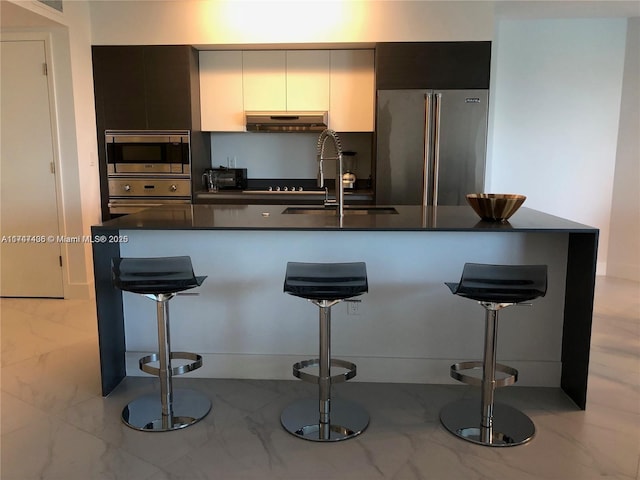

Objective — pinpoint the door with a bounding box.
[1,40,64,297]
[434,90,488,206]
[375,89,428,205]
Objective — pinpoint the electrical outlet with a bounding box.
[347,300,361,316]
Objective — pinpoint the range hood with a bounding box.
[245,111,328,132]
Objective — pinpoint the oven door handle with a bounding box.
[108,202,169,208]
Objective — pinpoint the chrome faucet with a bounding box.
[316,129,344,218]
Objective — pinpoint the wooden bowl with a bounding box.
[466,193,526,222]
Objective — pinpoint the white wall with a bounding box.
[487,18,628,274]
[88,0,494,45]
[63,0,102,289]
[607,18,640,281]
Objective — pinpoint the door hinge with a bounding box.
[59,255,62,267]
[50,162,55,174]
[43,63,48,76]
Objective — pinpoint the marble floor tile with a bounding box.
[1,415,162,480]
[1,340,102,414]
[0,302,96,366]
[0,389,50,435]
[1,276,639,480]
[0,297,98,335]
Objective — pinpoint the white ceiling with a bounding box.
[1,0,639,31]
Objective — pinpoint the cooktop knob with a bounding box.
[283,187,288,191]
[267,186,273,191]
[275,186,281,191]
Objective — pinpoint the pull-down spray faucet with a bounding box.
[316,129,344,218]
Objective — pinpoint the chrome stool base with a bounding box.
[440,398,535,447]
[122,388,211,432]
[281,397,369,442]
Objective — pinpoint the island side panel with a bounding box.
[561,231,599,409]
[91,226,126,396]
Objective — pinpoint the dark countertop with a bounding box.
[94,204,597,233]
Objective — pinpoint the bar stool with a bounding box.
[112,256,211,432]
[440,262,547,447]
[281,261,369,442]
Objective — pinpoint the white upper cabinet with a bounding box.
[285,50,330,111]
[199,51,244,132]
[242,50,287,111]
[329,50,375,132]
[199,49,374,132]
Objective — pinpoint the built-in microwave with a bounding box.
[105,130,190,175]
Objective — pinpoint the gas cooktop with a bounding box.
[243,186,325,194]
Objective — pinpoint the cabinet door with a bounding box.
[144,46,193,130]
[375,42,491,90]
[286,50,330,111]
[329,50,375,132]
[92,46,146,130]
[243,51,286,111]
[200,51,244,131]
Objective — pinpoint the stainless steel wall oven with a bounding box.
[105,130,192,215]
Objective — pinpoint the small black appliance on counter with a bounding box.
[202,167,247,191]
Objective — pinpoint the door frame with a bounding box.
[1,31,68,297]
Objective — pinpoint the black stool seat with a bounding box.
[112,256,206,295]
[446,263,547,303]
[284,262,368,300]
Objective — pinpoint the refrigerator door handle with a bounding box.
[423,92,433,207]
[432,93,443,207]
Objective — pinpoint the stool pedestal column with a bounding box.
[156,295,174,428]
[318,302,332,440]
[281,299,369,442]
[480,304,499,444]
[121,293,211,432]
[440,301,536,447]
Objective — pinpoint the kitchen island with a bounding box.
[92,204,598,409]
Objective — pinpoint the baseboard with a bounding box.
[606,262,640,282]
[64,282,94,300]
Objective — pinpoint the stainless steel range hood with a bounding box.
[245,111,328,132]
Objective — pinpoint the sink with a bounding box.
[282,206,398,215]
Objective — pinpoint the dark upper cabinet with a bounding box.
[375,42,492,90]
[92,45,198,130]
[92,46,146,129]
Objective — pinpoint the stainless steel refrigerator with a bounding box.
[375,89,489,206]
